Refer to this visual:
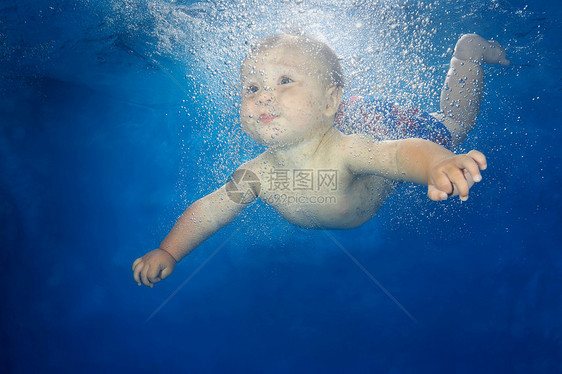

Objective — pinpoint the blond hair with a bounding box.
[248,33,345,88]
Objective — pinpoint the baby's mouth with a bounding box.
[258,113,277,124]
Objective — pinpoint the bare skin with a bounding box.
[432,34,510,146]
[133,34,508,288]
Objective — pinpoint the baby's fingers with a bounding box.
[445,167,470,200]
[160,265,174,280]
[133,261,144,286]
[455,153,485,183]
[428,171,455,201]
[140,266,154,288]
[147,265,165,285]
[467,150,487,171]
[132,257,142,271]
[428,184,448,201]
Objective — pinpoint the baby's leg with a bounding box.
[432,34,509,147]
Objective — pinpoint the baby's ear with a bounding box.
[324,86,343,117]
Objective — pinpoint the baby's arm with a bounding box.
[393,138,486,201]
[342,135,486,201]
[132,163,258,288]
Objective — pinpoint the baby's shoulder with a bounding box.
[338,132,366,145]
[329,132,398,172]
[236,152,274,175]
[310,132,370,171]
[332,132,381,155]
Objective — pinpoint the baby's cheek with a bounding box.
[240,102,254,119]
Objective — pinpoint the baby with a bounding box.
[133,33,509,287]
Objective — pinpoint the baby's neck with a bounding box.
[267,126,340,168]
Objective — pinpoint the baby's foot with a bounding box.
[453,34,510,66]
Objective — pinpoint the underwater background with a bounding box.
[1,0,561,373]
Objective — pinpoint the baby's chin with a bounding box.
[243,125,295,147]
[249,134,290,149]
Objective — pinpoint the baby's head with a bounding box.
[240,34,344,148]
[249,34,345,89]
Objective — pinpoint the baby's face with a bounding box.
[240,46,333,148]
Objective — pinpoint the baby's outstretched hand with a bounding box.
[454,34,510,66]
[132,248,177,288]
[427,150,487,202]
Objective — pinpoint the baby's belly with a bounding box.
[265,175,396,229]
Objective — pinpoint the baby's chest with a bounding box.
[255,167,391,229]
[256,166,343,224]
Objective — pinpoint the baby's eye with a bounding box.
[279,76,293,85]
[245,85,259,94]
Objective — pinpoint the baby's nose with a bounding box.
[258,86,275,103]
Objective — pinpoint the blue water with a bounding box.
[1,0,561,373]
